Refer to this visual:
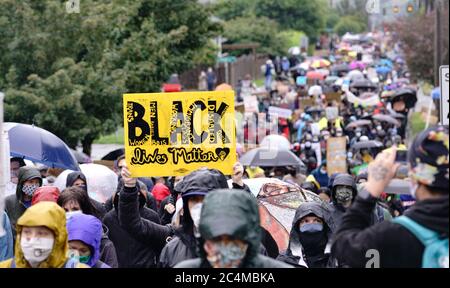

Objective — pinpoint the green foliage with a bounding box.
[214,0,257,20]
[279,30,306,50]
[0,0,219,154]
[223,16,288,56]
[254,0,328,42]
[334,16,367,36]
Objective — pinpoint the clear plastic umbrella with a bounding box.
[54,164,118,203]
[80,164,117,203]
[260,135,291,151]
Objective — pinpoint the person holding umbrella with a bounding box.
[5,166,42,242]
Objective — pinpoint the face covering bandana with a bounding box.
[189,203,203,229]
[300,223,324,233]
[21,237,54,268]
[206,242,248,268]
[335,187,353,205]
[22,184,39,197]
[69,250,91,265]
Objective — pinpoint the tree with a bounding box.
[214,0,256,21]
[254,0,328,42]
[391,8,449,84]
[0,0,219,155]
[334,0,368,33]
[334,16,367,36]
[223,16,288,56]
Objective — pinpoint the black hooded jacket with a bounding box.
[103,185,163,268]
[277,201,334,268]
[66,172,107,219]
[175,190,292,268]
[158,169,229,268]
[332,194,449,268]
[5,167,42,241]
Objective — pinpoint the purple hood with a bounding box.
[67,213,102,267]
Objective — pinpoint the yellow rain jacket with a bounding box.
[0,202,88,268]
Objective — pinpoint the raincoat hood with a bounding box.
[177,168,229,199]
[199,189,261,267]
[31,186,60,205]
[66,171,87,188]
[67,213,102,267]
[152,184,171,202]
[16,167,43,202]
[285,201,333,266]
[331,174,357,204]
[15,202,68,268]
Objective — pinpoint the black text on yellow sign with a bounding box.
[123,91,237,177]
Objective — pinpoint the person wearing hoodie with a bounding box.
[67,213,110,268]
[104,178,164,268]
[0,212,14,261]
[66,172,106,219]
[175,189,292,268]
[332,126,449,268]
[0,202,88,268]
[58,187,119,268]
[329,173,388,231]
[277,202,334,268]
[311,161,329,189]
[4,166,42,242]
[158,168,230,268]
[31,186,60,205]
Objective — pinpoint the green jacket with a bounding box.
[4,166,42,241]
[175,189,292,268]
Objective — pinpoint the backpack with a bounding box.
[10,257,79,268]
[393,216,449,268]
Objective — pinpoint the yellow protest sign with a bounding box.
[123,91,237,177]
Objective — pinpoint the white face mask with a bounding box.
[66,210,83,220]
[190,202,203,229]
[20,237,54,267]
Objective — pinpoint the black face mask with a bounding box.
[298,230,328,257]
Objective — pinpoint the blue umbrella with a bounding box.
[379,59,393,68]
[376,66,392,75]
[4,122,80,171]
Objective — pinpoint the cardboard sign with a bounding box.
[327,137,347,176]
[325,92,341,103]
[268,106,293,119]
[123,91,237,177]
[299,98,315,109]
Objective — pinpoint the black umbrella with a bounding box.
[331,64,350,73]
[350,79,378,90]
[345,120,372,130]
[101,148,125,161]
[240,148,305,168]
[70,149,92,164]
[352,140,384,150]
[389,88,417,109]
[372,114,401,127]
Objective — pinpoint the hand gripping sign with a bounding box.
[123,91,237,177]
